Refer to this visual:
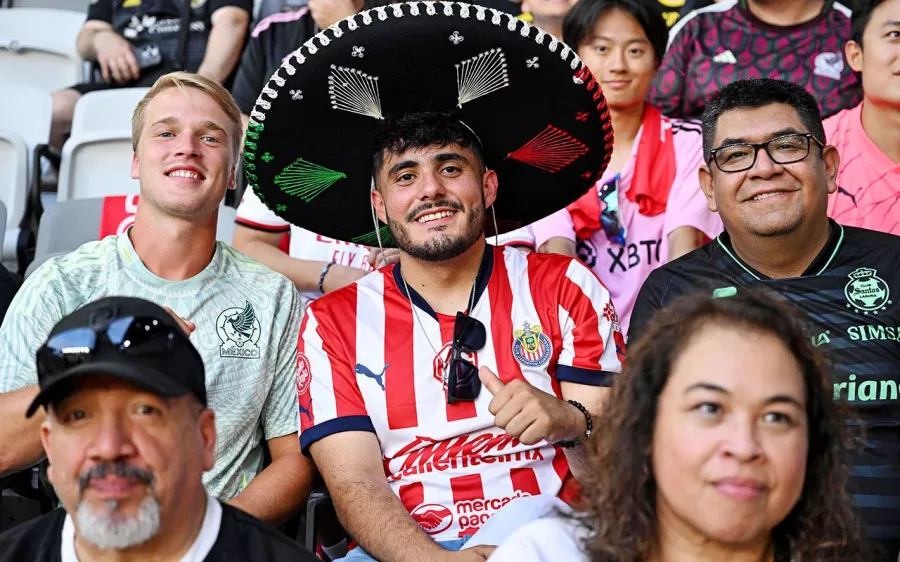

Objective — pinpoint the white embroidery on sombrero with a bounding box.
[251,109,266,122]
[459,3,470,18]
[273,75,285,87]
[262,85,278,99]
[534,29,546,45]
[506,14,517,31]
[526,57,539,69]
[374,6,388,20]
[519,21,532,37]
[255,96,271,111]
[560,44,570,60]
[456,48,509,107]
[290,89,303,100]
[328,65,384,119]
[303,38,319,54]
[474,5,486,20]
[283,59,296,74]
[442,2,453,16]
[319,34,331,46]
[346,14,359,29]
[329,23,344,38]
[548,37,559,52]
[362,11,373,24]
[449,31,464,44]
[409,2,420,16]
[572,75,584,85]
[424,1,437,15]
[490,8,502,25]
[391,4,403,17]
[507,125,589,173]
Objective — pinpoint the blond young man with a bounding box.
[0,73,313,527]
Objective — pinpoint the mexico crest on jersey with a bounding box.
[513,322,552,367]
[216,301,262,358]
[845,268,892,315]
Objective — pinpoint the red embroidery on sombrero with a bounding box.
[506,125,589,173]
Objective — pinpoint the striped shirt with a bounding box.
[297,246,624,542]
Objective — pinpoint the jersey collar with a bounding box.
[716,219,845,281]
[393,244,495,321]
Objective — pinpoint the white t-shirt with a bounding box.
[488,515,590,562]
[235,189,373,305]
[61,494,223,562]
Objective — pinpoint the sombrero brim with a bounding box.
[245,1,614,246]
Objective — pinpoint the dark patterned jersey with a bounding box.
[630,222,900,561]
[649,0,862,120]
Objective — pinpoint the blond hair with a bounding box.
[131,72,243,161]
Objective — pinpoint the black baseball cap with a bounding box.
[27,296,207,418]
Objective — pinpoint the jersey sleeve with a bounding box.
[297,296,374,456]
[663,121,723,241]
[491,226,535,250]
[555,258,625,386]
[260,282,301,440]
[648,18,697,119]
[235,188,291,232]
[0,264,66,392]
[531,208,575,249]
[86,0,113,22]
[230,29,269,117]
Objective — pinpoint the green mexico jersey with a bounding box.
[0,233,302,500]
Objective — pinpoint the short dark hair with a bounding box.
[851,0,886,47]
[562,0,668,66]
[700,78,827,159]
[371,112,486,185]
[580,289,869,561]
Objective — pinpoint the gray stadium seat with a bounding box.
[8,0,91,12]
[0,8,85,93]
[26,198,238,277]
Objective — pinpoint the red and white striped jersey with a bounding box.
[297,246,625,542]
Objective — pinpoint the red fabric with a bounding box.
[99,195,140,239]
[568,105,677,239]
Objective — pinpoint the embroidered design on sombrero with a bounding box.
[456,48,509,107]
[275,157,348,202]
[328,65,384,119]
[352,46,365,58]
[449,30,464,44]
[526,57,539,68]
[290,89,303,100]
[352,225,395,246]
[507,125,589,173]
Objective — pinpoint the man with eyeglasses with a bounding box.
[0,297,317,561]
[629,78,900,561]
[242,9,625,560]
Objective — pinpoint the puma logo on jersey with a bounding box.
[355,363,389,391]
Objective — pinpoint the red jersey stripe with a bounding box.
[451,474,485,537]
[384,271,419,430]
[398,482,425,513]
[297,312,315,430]
[318,285,367,418]
[509,467,541,496]
[560,270,606,370]
[527,254,569,396]
[489,252,525,385]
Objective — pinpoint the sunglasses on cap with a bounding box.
[447,312,487,404]
[36,316,182,376]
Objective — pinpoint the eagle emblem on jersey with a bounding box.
[513,322,552,367]
[216,301,262,358]
[845,268,892,315]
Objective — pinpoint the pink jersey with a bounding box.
[531,118,722,334]
[297,247,624,541]
[825,102,900,234]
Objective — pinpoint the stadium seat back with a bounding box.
[9,0,91,12]
[0,8,85,93]
[57,133,138,201]
[0,130,28,263]
[71,88,150,135]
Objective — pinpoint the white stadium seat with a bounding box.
[26,198,237,277]
[8,0,91,12]
[0,83,52,264]
[56,130,138,201]
[70,88,150,135]
[0,8,85,93]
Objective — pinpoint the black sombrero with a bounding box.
[245,1,614,246]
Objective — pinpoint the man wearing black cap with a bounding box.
[243,5,625,560]
[0,297,316,561]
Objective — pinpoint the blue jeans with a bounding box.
[336,536,473,561]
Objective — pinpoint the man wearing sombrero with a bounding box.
[246,3,624,559]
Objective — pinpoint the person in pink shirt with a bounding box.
[534,0,721,333]
[825,0,900,235]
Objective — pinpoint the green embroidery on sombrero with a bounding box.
[244,162,256,171]
[275,157,348,203]
[276,204,287,212]
[247,121,264,133]
[246,172,258,182]
[246,130,260,140]
[261,152,274,163]
[245,152,256,161]
[245,141,258,151]
[352,225,394,246]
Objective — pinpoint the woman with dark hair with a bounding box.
[489,290,869,562]
[532,0,721,334]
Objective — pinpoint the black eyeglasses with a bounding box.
[36,316,179,376]
[708,133,825,173]
[447,312,486,404]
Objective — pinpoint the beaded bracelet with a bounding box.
[555,399,593,449]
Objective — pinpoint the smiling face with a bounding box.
[699,103,840,240]
[41,378,216,551]
[131,87,236,220]
[372,143,497,262]
[846,0,900,106]
[576,7,658,110]
[652,323,809,549]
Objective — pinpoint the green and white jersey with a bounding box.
[0,232,302,500]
